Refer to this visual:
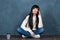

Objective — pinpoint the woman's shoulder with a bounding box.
[25,15,30,19]
[26,15,30,17]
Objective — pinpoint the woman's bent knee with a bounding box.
[17,28,22,32]
[38,28,44,33]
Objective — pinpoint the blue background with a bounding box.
[0,0,60,35]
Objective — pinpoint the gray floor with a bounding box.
[0,35,60,40]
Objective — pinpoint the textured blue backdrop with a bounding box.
[0,0,60,35]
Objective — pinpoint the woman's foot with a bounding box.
[34,34,40,38]
[22,34,40,38]
[22,35,27,38]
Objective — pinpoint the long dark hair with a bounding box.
[28,5,40,30]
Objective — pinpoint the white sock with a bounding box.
[22,35,26,38]
[34,34,40,38]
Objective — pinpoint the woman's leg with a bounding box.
[33,28,44,35]
[17,28,32,37]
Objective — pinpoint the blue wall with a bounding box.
[0,0,60,35]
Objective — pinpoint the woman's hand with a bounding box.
[29,31,35,38]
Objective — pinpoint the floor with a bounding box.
[0,35,60,40]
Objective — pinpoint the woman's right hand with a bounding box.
[29,31,35,38]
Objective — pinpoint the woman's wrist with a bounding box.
[29,31,34,34]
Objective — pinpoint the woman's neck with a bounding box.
[33,14,36,16]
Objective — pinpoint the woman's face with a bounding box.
[32,8,39,15]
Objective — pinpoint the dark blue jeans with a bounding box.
[17,27,44,37]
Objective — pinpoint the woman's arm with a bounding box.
[21,15,32,31]
[38,14,43,28]
[21,15,35,37]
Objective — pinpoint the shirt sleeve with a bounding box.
[21,15,32,32]
[38,15,43,28]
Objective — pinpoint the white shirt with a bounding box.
[21,14,43,32]
[33,15,36,30]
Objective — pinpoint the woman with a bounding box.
[17,5,44,38]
